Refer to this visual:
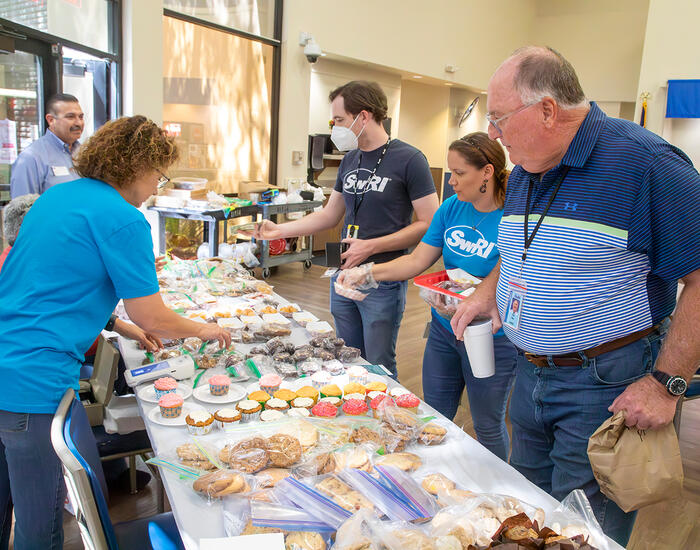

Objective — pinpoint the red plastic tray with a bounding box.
[413,270,466,301]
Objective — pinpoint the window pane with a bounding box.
[0,0,111,54]
[164,0,276,40]
[163,15,272,194]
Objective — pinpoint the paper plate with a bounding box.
[192,383,246,404]
[147,404,205,427]
[136,383,192,404]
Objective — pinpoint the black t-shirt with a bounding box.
[333,139,435,263]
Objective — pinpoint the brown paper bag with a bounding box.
[587,410,683,512]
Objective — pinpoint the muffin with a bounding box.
[248,390,271,407]
[343,392,367,404]
[342,398,369,417]
[287,407,311,418]
[347,366,368,385]
[318,396,342,407]
[158,393,184,418]
[389,387,411,398]
[291,397,315,411]
[310,371,332,390]
[260,410,285,422]
[367,390,385,401]
[273,388,297,405]
[265,397,290,412]
[259,373,282,394]
[343,382,366,396]
[154,376,178,399]
[295,386,320,404]
[237,399,263,422]
[208,374,230,396]
[214,408,241,429]
[185,410,215,435]
[319,384,342,399]
[396,393,421,414]
[364,381,387,393]
[311,401,338,418]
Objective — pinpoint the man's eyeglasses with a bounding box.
[156,169,170,189]
[486,101,540,135]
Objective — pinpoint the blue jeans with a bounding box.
[509,319,669,547]
[422,317,517,461]
[0,410,66,550]
[330,277,407,378]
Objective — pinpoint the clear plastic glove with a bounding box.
[336,263,378,290]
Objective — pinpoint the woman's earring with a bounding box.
[480,179,487,193]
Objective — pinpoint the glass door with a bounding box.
[0,50,43,203]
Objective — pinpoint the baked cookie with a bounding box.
[332,446,372,472]
[391,529,435,550]
[307,452,336,475]
[276,419,319,450]
[380,425,411,452]
[420,473,456,495]
[255,467,292,488]
[193,470,246,498]
[350,426,383,447]
[315,477,373,512]
[267,434,302,467]
[285,531,326,550]
[374,452,422,471]
[176,443,217,470]
[241,520,283,535]
[220,437,269,473]
[418,422,447,445]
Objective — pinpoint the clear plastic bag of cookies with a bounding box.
[249,500,335,540]
[273,475,353,530]
[218,436,271,474]
[417,419,449,446]
[192,469,258,503]
[255,322,292,338]
[330,444,375,474]
[304,473,376,515]
[373,464,441,519]
[378,403,423,443]
[334,509,385,550]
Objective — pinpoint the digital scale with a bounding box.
[124,355,196,387]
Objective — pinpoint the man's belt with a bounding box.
[523,324,661,368]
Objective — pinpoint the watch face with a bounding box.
[668,377,687,396]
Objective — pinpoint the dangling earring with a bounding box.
[479,179,487,193]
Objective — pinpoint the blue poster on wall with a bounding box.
[666,80,700,118]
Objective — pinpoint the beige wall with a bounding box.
[636,0,700,165]
[532,0,648,102]
[397,79,449,169]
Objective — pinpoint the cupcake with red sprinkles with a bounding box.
[396,393,420,414]
[370,393,395,418]
[311,401,338,418]
[342,398,368,417]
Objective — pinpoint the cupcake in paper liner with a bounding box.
[258,373,282,394]
[214,408,241,430]
[185,410,215,435]
[154,376,178,399]
[236,399,262,422]
[208,374,230,396]
[347,365,368,385]
[310,370,332,390]
[158,393,184,418]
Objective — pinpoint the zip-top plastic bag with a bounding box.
[546,489,608,550]
[274,475,353,529]
[374,464,441,520]
[337,468,419,522]
[248,500,336,533]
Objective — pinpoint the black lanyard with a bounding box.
[521,166,570,265]
[352,137,392,225]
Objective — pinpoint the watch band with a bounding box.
[651,370,687,396]
[651,370,671,386]
[104,314,117,332]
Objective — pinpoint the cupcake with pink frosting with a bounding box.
[158,393,184,418]
[154,377,178,399]
[208,374,230,396]
[259,373,282,394]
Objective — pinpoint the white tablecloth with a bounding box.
[123,295,622,550]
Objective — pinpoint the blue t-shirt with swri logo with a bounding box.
[334,139,435,264]
[0,178,159,414]
[421,195,503,333]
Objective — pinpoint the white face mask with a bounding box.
[330,114,365,151]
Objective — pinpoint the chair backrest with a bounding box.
[309,135,327,171]
[51,388,118,550]
[149,522,180,550]
[90,336,119,407]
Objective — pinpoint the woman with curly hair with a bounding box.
[0,115,229,548]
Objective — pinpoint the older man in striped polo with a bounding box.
[452,46,700,546]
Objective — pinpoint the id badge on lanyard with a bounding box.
[503,278,527,330]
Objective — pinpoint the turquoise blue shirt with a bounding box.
[0,178,159,413]
[10,130,80,198]
[421,195,503,333]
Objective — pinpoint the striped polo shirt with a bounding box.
[496,102,700,354]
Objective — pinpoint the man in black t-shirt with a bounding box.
[254,81,438,377]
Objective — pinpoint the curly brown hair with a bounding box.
[74,115,179,187]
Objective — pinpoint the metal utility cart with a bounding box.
[150,204,258,257]
[252,200,322,279]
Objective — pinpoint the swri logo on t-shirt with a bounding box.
[342,168,392,194]
[444,225,496,259]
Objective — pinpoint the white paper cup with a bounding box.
[464,319,496,378]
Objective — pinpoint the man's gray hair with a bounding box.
[3,194,39,246]
[510,46,587,109]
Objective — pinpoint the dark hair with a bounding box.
[511,46,586,108]
[46,93,80,115]
[448,131,508,208]
[329,81,388,123]
[74,115,179,187]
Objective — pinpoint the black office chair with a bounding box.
[307,134,328,184]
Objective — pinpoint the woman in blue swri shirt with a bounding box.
[338,132,517,460]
